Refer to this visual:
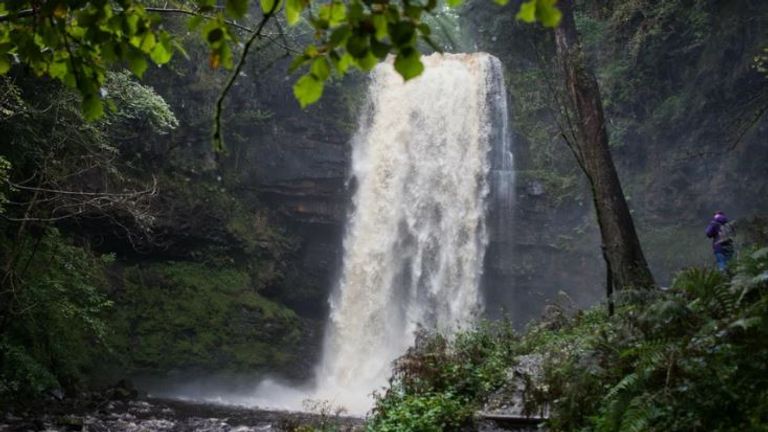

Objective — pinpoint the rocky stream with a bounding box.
[0,396,364,432]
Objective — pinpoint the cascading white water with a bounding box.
[312,52,512,413]
[159,53,513,415]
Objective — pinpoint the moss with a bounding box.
[109,261,301,374]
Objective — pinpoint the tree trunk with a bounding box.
[554,0,655,290]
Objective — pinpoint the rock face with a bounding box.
[231,70,363,318]
[476,355,547,431]
[464,0,768,324]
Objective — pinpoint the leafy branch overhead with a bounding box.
[288,0,561,107]
[0,0,560,118]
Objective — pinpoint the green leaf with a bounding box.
[347,1,364,23]
[493,0,510,5]
[355,51,378,71]
[293,74,324,108]
[310,57,330,81]
[226,0,249,18]
[389,21,415,46]
[405,5,422,19]
[260,0,281,14]
[394,47,423,80]
[48,60,69,80]
[139,32,156,52]
[372,14,388,41]
[82,95,104,120]
[126,48,148,77]
[446,0,463,7]
[330,25,351,46]
[207,27,224,44]
[289,54,309,73]
[150,41,172,64]
[319,2,346,26]
[220,43,234,69]
[537,0,562,27]
[188,15,204,30]
[516,0,536,23]
[0,55,10,74]
[346,34,369,58]
[285,0,302,25]
[516,0,561,27]
[150,33,173,64]
[336,52,355,74]
[370,38,390,59]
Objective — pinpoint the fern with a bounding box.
[605,372,640,402]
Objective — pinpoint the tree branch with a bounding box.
[145,7,255,33]
[0,9,35,23]
[212,3,280,151]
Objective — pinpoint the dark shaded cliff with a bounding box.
[466,0,768,323]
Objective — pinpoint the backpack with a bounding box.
[716,222,735,252]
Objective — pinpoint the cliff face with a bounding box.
[231,70,365,319]
[233,75,355,225]
[219,70,358,317]
[465,0,768,323]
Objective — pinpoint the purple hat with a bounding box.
[714,211,728,223]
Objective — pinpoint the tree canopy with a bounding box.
[0,0,561,125]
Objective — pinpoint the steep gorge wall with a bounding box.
[465,0,768,323]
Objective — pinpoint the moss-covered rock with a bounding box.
[109,261,303,376]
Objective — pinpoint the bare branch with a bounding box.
[145,7,255,33]
[212,3,281,151]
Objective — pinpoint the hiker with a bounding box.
[706,211,735,271]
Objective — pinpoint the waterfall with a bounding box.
[160,53,513,415]
[313,53,513,413]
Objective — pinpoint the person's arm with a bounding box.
[705,222,719,238]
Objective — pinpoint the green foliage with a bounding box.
[0,0,177,119]
[109,261,302,373]
[524,247,768,432]
[101,70,179,134]
[289,0,561,107]
[369,390,471,432]
[368,322,517,431]
[0,74,172,239]
[0,0,561,117]
[369,247,768,432]
[516,0,561,27]
[0,229,113,402]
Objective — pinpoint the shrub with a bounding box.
[367,245,768,432]
[368,321,517,431]
[0,229,113,402]
[526,246,768,432]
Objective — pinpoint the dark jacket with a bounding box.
[706,214,732,253]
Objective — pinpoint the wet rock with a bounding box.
[109,379,139,401]
[55,416,84,431]
[49,389,66,401]
[477,354,547,431]
[1,398,365,432]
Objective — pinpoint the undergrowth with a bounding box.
[366,245,768,431]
